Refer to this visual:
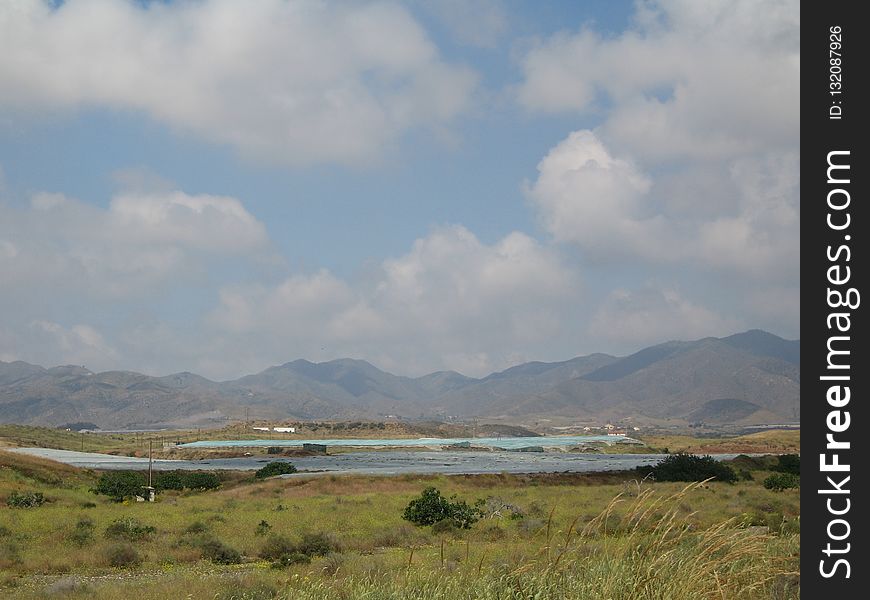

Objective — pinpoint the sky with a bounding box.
[0,0,800,380]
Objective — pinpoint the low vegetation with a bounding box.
[402,487,483,529]
[91,470,222,501]
[764,472,800,491]
[0,435,800,599]
[255,461,298,479]
[636,452,738,483]
[5,491,45,508]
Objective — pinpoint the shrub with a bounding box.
[259,534,297,561]
[153,471,185,491]
[6,491,45,508]
[270,552,311,568]
[773,454,800,475]
[255,461,297,479]
[199,537,242,564]
[92,471,146,501]
[637,453,738,483]
[105,518,156,541]
[182,471,221,491]
[255,520,272,536]
[155,470,221,491]
[105,543,141,568]
[431,519,457,535]
[184,521,210,535]
[763,473,800,491]
[297,532,334,557]
[402,487,483,529]
[267,447,284,454]
[69,517,95,547]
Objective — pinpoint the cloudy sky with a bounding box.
[0,0,799,379]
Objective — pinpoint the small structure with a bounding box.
[136,486,156,502]
[252,426,270,432]
[509,446,545,453]
[274,427,296,433]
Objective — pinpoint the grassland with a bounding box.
[0,446,799,599]
[635,429,801,454]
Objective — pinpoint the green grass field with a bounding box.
[0,447,799,599]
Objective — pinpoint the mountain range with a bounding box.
[0,330,799,429]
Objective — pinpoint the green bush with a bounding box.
[297,532,334,557]
[763,473,799,491]
[105,543,141,568]
[255,520,272,536]
[154,470,221,491]
[254,461,298,479]
[199,537,242,564]
[270,552,311,568]
[105,518,156,541]
[773,454,800,475]
[259,531,334,566]
[153,471,185,491]
[259,534,297,560]
[6,491,45,508]
[69,517,95,547]
[182,471,221,490]
[184,521,210,535]
[402,487,483,529]
[92,471,146,501]
[637,453,738,483]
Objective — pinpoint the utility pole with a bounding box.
[148,439,153,488]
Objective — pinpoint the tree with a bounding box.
[402,487,483,529]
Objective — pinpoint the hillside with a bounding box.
[0,330,799,428]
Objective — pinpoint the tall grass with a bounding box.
[3,478,798,599]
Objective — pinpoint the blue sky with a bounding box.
[0,0,799,379]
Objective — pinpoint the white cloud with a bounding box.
[524,130,670,260]
[28,320,118,368]
[588,286,743,349]
[0,0,477,166]
[516,0,798,163]
[0,187,270,298]
[526,130,799,281]
[206,225,580,376]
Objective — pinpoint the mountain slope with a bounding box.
[0,330,800,428]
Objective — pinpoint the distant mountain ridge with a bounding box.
[0,329,799,429]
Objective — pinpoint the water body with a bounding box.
[8,447,743,477]
[178,434,633,450]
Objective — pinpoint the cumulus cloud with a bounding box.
[516,0,799,163]
[0,0,477,165]
[526,130,799,281]
[207,225,581,376]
